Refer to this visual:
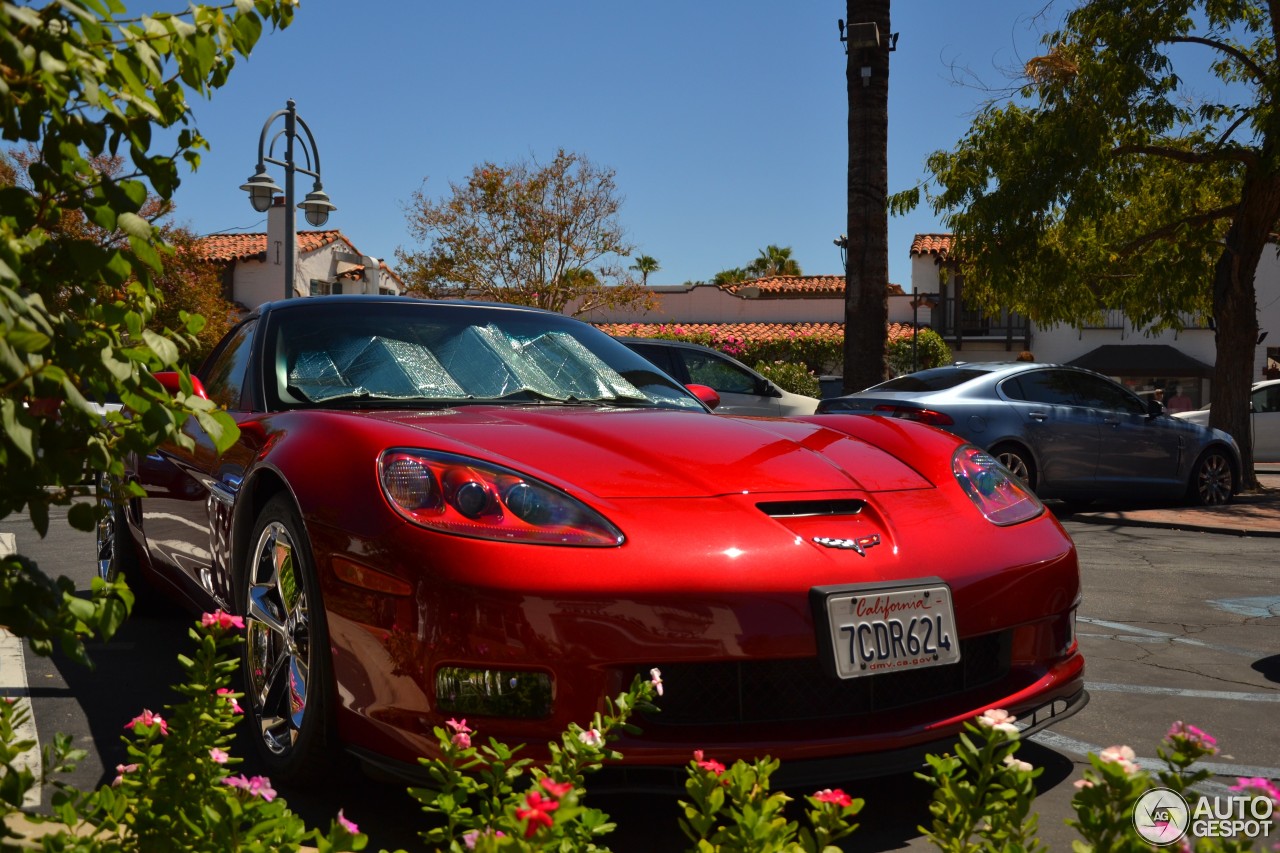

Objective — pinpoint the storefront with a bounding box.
[1067,344,1214,412]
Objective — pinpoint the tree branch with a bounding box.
[1164,34,1266,83]
[1112,142,1257,168]
[1117,203,1240,255]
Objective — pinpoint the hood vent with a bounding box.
[756,499,865,518]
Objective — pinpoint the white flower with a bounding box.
[578,727,603,748]
[978,708,1019,736]
[649,667,664,697]
[1003,753,1033,773]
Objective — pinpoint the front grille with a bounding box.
[643,631,1010,726]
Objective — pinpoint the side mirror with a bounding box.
[686,383,721,410]
[755,379,782,398]
[154,371,209,400]
[1146,398,1164,417]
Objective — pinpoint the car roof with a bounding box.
[248,295,562,322]
[614,337,726,356]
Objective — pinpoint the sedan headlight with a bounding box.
[952,445,1044,525]
[378,449,625,546]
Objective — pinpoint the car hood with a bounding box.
[364,407,934,499]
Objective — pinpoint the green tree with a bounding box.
[712,267,749,285]
[630,253,660,286]
[843,0,892,394]
[0,0,292,657]
[398,149,655,317]
[747,244,803,277]
[900,0,1273,485]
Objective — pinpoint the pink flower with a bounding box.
[1073,778,1095,790]
[209,748,229,764]
[216,688,243,715]
[578,727,603,748]
[201,610,245,630]
[1167,721,1218,753]
[337,810,359,834]
[649,667,664,697]
[222,774,277,802]
[540,777,573,798]
[1099,745,1140,775]
[515,790,559,837]
[452,731,471,749]
[696,756,726,776]
[1003,754,1034,773]
[813,788,853,807]
[112,763,138,787]
[446,718,472,734]
[125,709,169,736]
[1231,778,1280,815]
[462,829,506,849]
[977,708,1019,735]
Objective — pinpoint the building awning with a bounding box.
[1067,344,1213,378]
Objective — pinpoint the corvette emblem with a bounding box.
[812,534,881,557]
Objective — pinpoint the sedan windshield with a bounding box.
[264,302,702,412]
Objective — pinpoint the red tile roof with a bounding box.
[910,233,953,258]
[595,321,916,341]
[717,275,905,297]
[194,230,347,262]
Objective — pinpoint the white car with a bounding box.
[616,338,819,416]
[1174,379,1280,462]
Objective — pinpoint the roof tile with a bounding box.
[194,230,346,262]
[717,275,905,297]
[909,233,953,258]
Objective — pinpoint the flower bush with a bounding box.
[1,618,1275,853]
[596,322,845,375]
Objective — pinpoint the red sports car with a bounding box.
[99,296,1086,788]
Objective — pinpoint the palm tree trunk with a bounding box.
[842,0,892,393]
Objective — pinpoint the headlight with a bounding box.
[378,449,624,546]
[952,444,1044,525]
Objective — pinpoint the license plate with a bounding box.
[811,580,960,679]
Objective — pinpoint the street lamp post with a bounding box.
[240,99,336,301]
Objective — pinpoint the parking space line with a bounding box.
[0,533,41,809]
[1031,730,1280,793]
[1078,617,1262,658]
[1086,681,1279,702]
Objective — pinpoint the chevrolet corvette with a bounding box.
[98,295,1086,788]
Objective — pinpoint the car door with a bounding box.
[675,348,781,416]
[998,369,1101,491]
[1252,383,1280,462]
[136,319,258,606]
[1071,371,1184,490]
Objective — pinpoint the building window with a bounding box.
[309,279,343,296]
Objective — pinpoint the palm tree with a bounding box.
[630,254,660,286]
[748,245,802,277]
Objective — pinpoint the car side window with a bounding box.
[1254,385,1280,413]
[627,343,682,380]
[681,350,758,394]
[200,319,257,411]
[1071,373,1147,415]
[1001,371,1077,405]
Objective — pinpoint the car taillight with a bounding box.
[378,449,625,546]
[872,404,955,426]
[952,444,1044,526]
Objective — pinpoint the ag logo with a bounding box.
[1133,787,1190,846]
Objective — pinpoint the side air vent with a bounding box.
[756,499,865,518]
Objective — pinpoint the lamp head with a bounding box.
[299,185,337,227]
[239,167,282,212]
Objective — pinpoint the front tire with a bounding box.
[240,494,334,783]
[1187,448,1234,506]
[96,485,165,614]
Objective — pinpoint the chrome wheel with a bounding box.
[244,519,313,759]
[95,494,120,583]
[1190,450,1233,506]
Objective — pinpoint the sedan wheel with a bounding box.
[1188,449,1234,506]
[992,444,1036,490]
[95,492,129,584]
[241,494,332,781]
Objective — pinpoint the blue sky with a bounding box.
[168,1,1055,290]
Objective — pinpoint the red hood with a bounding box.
[361,407,933,499]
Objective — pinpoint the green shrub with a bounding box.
[754,361,821,397]
[886,327,954,376]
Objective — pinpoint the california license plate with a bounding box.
[810,580,961,679]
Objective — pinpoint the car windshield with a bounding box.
[265,301,703,412]
[873,368,991,392]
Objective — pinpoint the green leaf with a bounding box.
[141,329,180,366]
[117,211,152,239]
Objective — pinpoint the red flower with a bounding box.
[515,791,559,837]
[814,788,853,807]
[696,756,726,775]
